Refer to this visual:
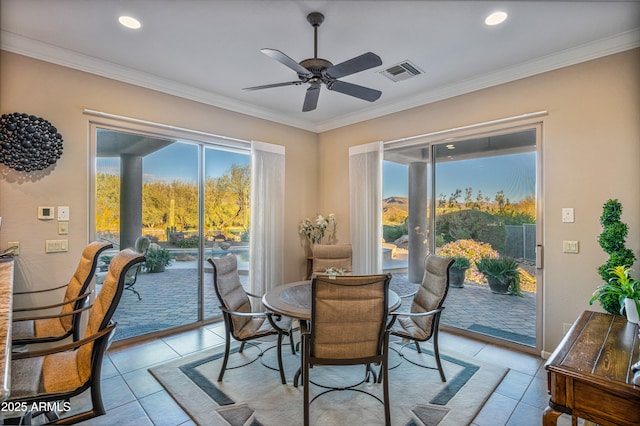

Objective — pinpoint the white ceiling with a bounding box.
[2,1,639,132]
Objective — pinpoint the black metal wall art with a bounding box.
[0,112,64,172]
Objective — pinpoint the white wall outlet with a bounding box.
[57,206,70,221]
[562,207,574,223]
[7,242,19,256]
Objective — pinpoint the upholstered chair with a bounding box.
[389,254,453,382]
[7,248,144,424]
[12,241,113,346]
[311,244,352,277]
[299,274,393,426]
[208,254,294,384]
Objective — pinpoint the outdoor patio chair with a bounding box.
[311,244,352,277]
[12,241,113,346]
[299,274,393,426]
[123,236,150,300]
[208,253,294,384]
[7,248,144,424]
[388,254,453,382]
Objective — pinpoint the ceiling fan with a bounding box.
[243,12,383,112]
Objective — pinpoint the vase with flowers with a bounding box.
[298,213,337,256]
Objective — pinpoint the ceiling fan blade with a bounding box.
[243,81,303,91]
[324,52,382,79]
[302,84,321,112]
[327,80,381,102]
[261,48,313,78]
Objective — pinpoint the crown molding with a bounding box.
[0,31,318,132]
[2,28,639,134]
[315,29,640,132]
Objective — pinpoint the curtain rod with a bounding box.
[383,111,547,147]
[83,109,250,146]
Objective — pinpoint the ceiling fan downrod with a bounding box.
[307,12,324,59]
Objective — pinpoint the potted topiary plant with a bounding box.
[449,256,470,288]
[476,256,522,296]
[590,265,640,322]
[594,199,637,315]
[144,243,172,273]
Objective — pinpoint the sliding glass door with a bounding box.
[94,126,250,341]
[384,125,541,349]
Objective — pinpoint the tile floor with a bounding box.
[30,323,579,426]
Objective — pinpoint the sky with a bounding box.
[97,141,250,182]
[98,138,535,203]
[383,152,536,202]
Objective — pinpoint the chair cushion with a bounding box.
[390,316,431,341]
[312,244,353,275]
[211,255,253,333]
[409,255,451,333]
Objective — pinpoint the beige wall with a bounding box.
[0,52,318,301]
[2,49,639,353]
[318,48,640,353]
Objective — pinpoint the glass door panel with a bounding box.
[203,147,251,320]
[384,127,539,348]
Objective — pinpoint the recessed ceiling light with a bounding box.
[118,16,141,30]
[485,11,508,26]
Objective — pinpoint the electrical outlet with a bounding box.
[7,241,19,256]
[562,208,574,223]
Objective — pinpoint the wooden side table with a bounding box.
[543,310,640,425]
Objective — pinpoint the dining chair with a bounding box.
[311,244,352,277]
[388,254,453,382]
[7,248,144,424]
[12,240,113,346]
[208,253,294,384]
[123,235,150,300]
[299,273,393,426]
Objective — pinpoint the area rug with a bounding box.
[150,339,507,426]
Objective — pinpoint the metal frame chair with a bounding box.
[208,254,294,384]
[299,274,393,426]
[7,249,145,424]
[12,241,113,346]
[388,254,453,382]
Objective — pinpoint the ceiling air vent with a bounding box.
[379,60,424,82]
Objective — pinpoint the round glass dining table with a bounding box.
[262,280,402,320]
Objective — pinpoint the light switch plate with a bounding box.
[58,221,69,235]
[57,206,70,221]
[563,240,579,253]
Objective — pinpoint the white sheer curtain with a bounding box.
[250,141,285,301]
[349,141,383,274]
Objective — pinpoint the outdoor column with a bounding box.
[120,154,143,250]
[408,162,428,282]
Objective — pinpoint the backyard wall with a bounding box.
[317,48,640,355]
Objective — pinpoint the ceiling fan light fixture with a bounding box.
[485,11,508,26]
[118,16,142,30]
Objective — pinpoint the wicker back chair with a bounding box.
[311,244,352,277]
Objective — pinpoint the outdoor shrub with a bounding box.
[435,210,507,252]
[436,239,499,285]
